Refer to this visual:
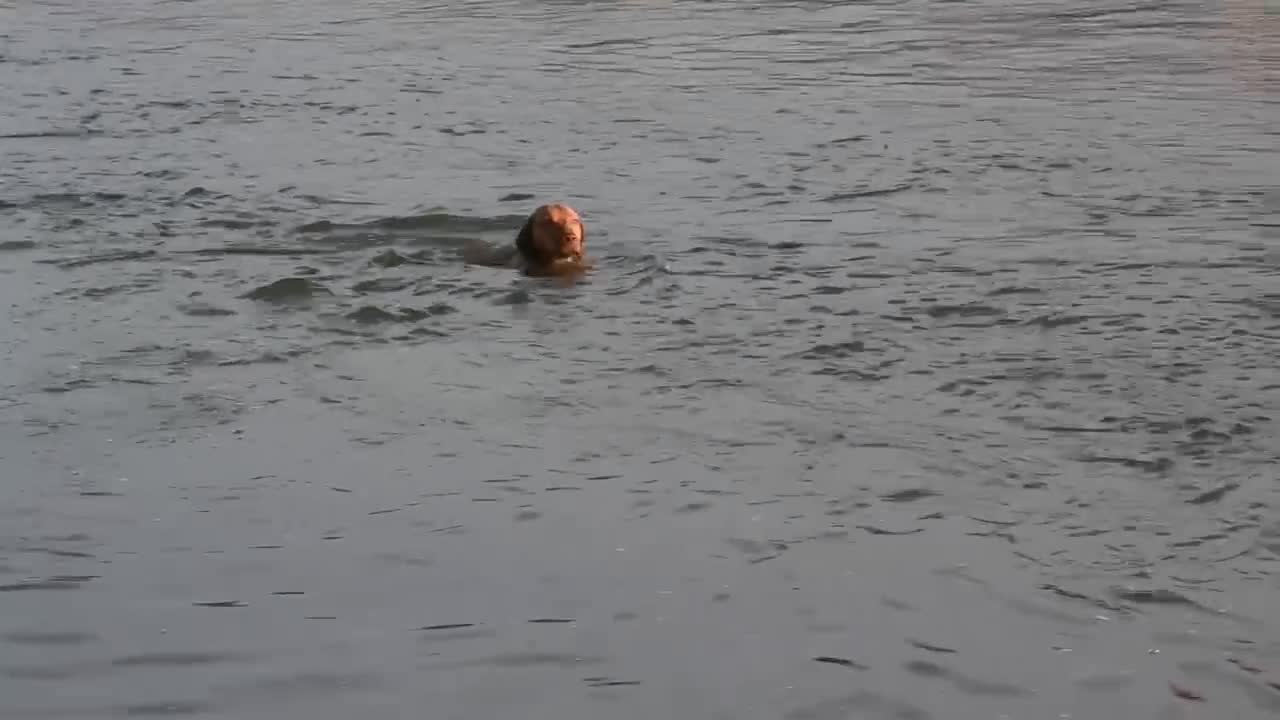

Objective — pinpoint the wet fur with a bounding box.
[462,205,587,277]
[514,215,551,268]
[514,208,587,277]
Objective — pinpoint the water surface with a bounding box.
[2,0,1279,718]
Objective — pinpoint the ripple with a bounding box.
[1,0,1278,718]
[2,631,99,647]
[241,277,334,303]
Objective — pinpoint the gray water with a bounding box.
[2,0,1280,717]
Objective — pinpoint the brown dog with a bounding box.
[463,203,589,277]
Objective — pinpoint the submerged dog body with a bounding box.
[463,203,589,276]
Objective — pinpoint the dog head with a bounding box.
[515,203,586,268]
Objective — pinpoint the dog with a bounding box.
[463,203,589,277]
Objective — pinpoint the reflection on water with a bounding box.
[1222,0,1280,94]
[1,0,1279,718]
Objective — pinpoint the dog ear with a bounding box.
[514,212,542,263]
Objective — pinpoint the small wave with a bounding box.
[242,277,333,303]
[345,303,456,325]
[295,212,524,237]
[36,250,158,269]
[0,128,100,139]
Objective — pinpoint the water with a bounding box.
[2,0,1279,717]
